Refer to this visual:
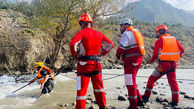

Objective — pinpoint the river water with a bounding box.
[0,69,194,109]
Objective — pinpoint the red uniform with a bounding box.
[116,26,144,109]
[144,34,184,103]
[70,27,113,109]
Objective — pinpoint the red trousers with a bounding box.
[144,61,179,102]
[76,61,106,109]
[123,56,143,109]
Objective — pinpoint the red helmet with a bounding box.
[155,24,168,33]
[78,13,93,23]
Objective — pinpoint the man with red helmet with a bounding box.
[142,24,184,107]
[116,18,146,109]
[70,13,114,109]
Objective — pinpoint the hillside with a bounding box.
[124,0,194,27]
[0,10,194,75]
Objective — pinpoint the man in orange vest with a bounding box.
[116,18,146,109]
[28,62,55,96]
[142,24,184,107]
[70,13,114,109]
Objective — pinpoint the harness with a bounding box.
[77,55,101,77]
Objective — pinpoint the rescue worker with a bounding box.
[142,24,184,107]
[116,18,146,109]
[69,13,114,109]
[28,62,55,96]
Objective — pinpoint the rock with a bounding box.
[88,105,95,109]
[86,100,91,104]
[161,102,168,106]
[87,97,92,100]
[179,91,186,95]
[125,94,128,97]
[184,94,192,99]
[173,106,182,109]
[71,102,76,106]
[116,87,121,89]
[118,95,127,101]
[178,81,183,83]
[143,87,146,89]
[156,97,163,103]
[161,83,164,85]
[92,100,97,104]
[64,104,68,107]
[163,99,169,103]
[160,93,165,96]
[152,91,157,95]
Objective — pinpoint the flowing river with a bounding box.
[0,69,194,109]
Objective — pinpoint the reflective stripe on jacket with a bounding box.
[37,66,55,84]
[126,26,146,55]
[160,34,180,61]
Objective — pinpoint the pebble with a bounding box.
[88,105,95,109]
[184,94,192,99]
[156,97,163,103]
[118,95,127,101]
[152,91,158,95]
[87,97,92,100]
[116,87,121,89]
[86,100,91,104]
[160,93,165,96]
[71,102,76,106]
[64,104,68,107]
[161,102,169,106]
[163,99,169,103]
[179,91,186,95]
[173,106,182,109]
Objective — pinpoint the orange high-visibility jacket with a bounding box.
[160,34,180,61]
[126,26,146,55]
[37,66,54,84]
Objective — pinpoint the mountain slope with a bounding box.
[124,0,194,27]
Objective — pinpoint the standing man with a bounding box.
[28,62,55,97]
[142,24,184,107]
[69,13,114,109]
[116,18,146,109]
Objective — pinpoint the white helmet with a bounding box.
[120,18,133,25]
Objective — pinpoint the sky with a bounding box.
[164,0,194,11]
[7,0,194,11]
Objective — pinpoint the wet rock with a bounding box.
[86,100,91,104]
[116,87,121,89]
[161,102,168,106]
[160,93,165,96]
[184,94,192,99]
[87,97,93,100]
[118,95,127,101]
[156,97,163,103]
[92,100,97,104]
[178,81,183,83]
[179,91,186,95]
[163,99,169,103]
[152,91,158,95]
[88,105,95,109]
[71,102,76,106]
[173,106,182,109]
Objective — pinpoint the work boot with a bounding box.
[142,95,149,103]
[137,100,144,106]
[99,107,105,109]
[169,102,178,107]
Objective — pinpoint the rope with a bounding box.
[58,73,194,82]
